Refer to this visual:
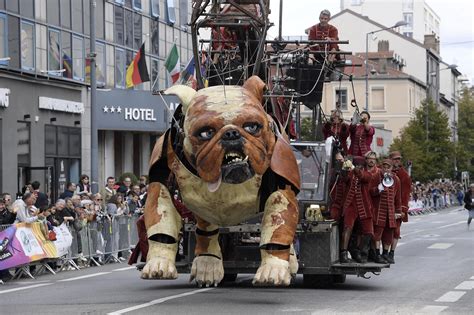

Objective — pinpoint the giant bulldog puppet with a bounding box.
[141,76,300,286]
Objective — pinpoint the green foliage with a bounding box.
[118,172,139,186]
[456,88,474,176]
[390,99,454,181]
[300,117,318,141]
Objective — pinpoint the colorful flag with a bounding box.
[125,43,150,88]
[179,56,197,89]
[165,43,180,84]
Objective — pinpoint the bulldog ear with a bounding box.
[164,85,197,113]
[243,75,266,103]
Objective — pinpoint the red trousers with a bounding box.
[382,219,401,244]
[343,206,373,236]
[374,225,394,245]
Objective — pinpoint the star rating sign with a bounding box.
[110,106,116,113]
[103,106,109,113]
[117,106,122,113]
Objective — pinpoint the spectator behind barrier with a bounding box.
[0,198,16,225]
[13,192,45,223]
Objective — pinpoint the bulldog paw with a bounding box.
[190,255,224,287]
[141,257,178,280]
[253,260,291,286]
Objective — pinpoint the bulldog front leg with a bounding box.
[190,216,224,287]
[142,182,182,279]
[253,186,298,286]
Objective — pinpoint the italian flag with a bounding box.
[165,44,180,84]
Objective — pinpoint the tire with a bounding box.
[303,274,334,288]
[222,273,238,282]
[333,274,346,284]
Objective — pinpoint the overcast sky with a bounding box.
[267,0,474,83]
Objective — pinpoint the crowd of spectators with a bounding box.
[409,179,467,211]
[0,174,149,263]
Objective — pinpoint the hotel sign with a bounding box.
[39,97,84,114]
[0,88,10,108]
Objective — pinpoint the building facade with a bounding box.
[0,0,192,198]
[340,0,440,43]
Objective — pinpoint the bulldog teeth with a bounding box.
[243,156,248,162]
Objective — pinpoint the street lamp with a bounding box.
[365,20,408,110]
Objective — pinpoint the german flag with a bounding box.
[126,43,150,88]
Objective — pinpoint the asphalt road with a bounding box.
[1,206,472,315]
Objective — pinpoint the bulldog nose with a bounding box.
[222,129,241,141]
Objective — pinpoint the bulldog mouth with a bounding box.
[207,151,254,192]
[223,152,249,166]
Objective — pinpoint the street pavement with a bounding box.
[0,206,472,314]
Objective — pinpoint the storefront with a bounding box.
[0,75,86,199]
[94,89,179,187]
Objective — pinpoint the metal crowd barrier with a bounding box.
[0,215,142,282]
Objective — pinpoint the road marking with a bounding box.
[428,213,439,216]
[420,305,448,313]
[0,283,52,294]
[396,242,406,247]
[454,281,474,290]
[107,288,214,314]
[428,243,454,249]
[58,272,111,282]
[438,221,465,229]
[113,266,136,272]
[435,291,466,302]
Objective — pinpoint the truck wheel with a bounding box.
[222,273,238,282]
[333,274,346,284]
[303,274,333,288]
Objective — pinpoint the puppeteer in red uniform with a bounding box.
[349,111,375,158]
[307,9,339,62]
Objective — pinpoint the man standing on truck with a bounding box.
[307,9,339,63]
[340,156,373,263]
[349,111,375,158]
[384,151,411,264]
[370,159,402,264]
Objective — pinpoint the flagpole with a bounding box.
[90,0,99,194]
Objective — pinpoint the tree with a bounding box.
[390,99,454,181]
[456,87,474,176]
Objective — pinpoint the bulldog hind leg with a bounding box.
[142,182,182,280]
[190,216,224,287]
[253,186,298,286]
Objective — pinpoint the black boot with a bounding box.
[351,249,363,263]
[340,250,352,263]
[374,249,387,264]
[387,250,395,264]
[368,248,376,262]
[358,235,372,264]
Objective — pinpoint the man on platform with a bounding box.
[323,109,350,155]
[371,159,402,264]
[349,111,375,158]
[340,156,373,263]
[307,10,339,62]
[385,151,411,264]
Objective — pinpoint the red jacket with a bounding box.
[393,167,411,222]
[349,124,375,157]
[343,168,372,219]
[323,122,350,154]
[370,172,402,228]
[329,171,347,221]
[308,23,339,51]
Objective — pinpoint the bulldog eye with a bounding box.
[196,128,215,140]
[243,122,262,135]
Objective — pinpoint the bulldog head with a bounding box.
[165,76,275,191]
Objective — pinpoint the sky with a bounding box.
[267,0,474,83]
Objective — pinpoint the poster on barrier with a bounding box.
[53,223,73,257]
[0,222,63,270]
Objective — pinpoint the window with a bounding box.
[96,42,106,85]
[371,87,385,110]
[8,16,20,69]
[72,36,84,80]
[17,121,30,165]
[0,14,6,66]
[20,21,34,70]
[72,0,83,34]
[133,0,142,10]
[151,0,160,17]
[115,0,124,4]
[114,6,124,45]
[47,0,60,26]
[151,19,159,55]
[179,0,188,27]
[83,0,90,35]
[45,125,57,156]
[6,0,19,13]
[61,31,72,78]
[20,0,34,19]
[48,29,61,73]
[96,0,105,39]
[124,0,132,8]
[60,0,71,28]
[403,13,413,28]
[403,32,413,38]
[124,9,133,48]
[115,48,126,88]
[402,0,414,11]
[133,13,142,49]
[166,0,176,25]
[335,88,348,110]
[151,58,158,90]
